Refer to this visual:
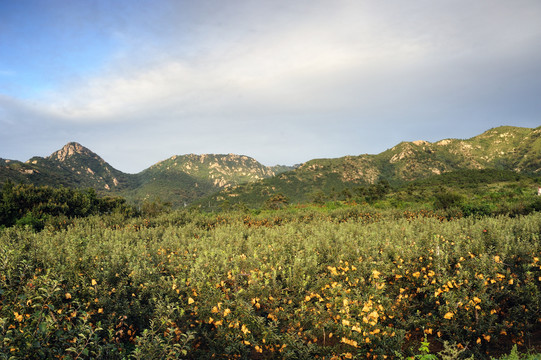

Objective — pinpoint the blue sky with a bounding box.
[1,0,541,173]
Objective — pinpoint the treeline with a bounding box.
[0,181,133,230]
[205,169,541,211]
[4,167,541,230]
[308,170,541,218]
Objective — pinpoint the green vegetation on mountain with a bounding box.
[204,126,541,209]
[1,126,540,208]
[203,168,541,217]
[0,144,285,207]
[0,143,134,191]
[124,154,282,207]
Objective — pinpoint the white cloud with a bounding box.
[40,1,539,121]
[2,1,541,171]
[39,2,438,123]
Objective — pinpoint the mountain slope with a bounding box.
[34,142,134,190]
[1,126,540,208]
[124,154,285,207]
[203,126,541,208]
[0,158,40,184]
[1,143,134,190]
[0,145,287,207]
[375,125,541,180]
[143,153,277,187]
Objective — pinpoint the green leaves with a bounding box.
[0,182,133,231]
[1,205,541,358]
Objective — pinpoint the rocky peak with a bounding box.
[412,140,430,146]
[48,142,98,162]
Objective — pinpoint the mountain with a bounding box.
[203,126,541,207]
[1,126,540,208]
[375,125,541,180]
[0,144,287,207]
[33,142,133,190]
[296,126,541,184]
[124,154,288,207]
[0,158,38,184]
[0,142,133,190]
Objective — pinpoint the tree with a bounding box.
[340,188,353,201]
[311,190,326,205]
[433,189,463,210]
[264,193,289,210]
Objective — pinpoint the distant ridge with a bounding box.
[1,125,540,207]
[125,153,293,206]
[0,143,292,206]
[205,125,541,206]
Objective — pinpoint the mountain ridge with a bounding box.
[127,153,293,206]
[203,125,541,207]
[0,142,293,207]
[22,142,132,191]
[1,125,540,207]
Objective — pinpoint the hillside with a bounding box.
[0,143,134,190]
[203,126,541,208]
[1,126,540,208]
[0,144,289,207]
[124,154,288,207]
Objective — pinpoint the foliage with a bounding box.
[396,335,438,360]
[264,193,289,209]
[0,182,134,230]
[494,345,541,360]
[1,201,541,358]
[433,189,463,210]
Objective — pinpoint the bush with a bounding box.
[433,190,463,209]
[1,205,541,358]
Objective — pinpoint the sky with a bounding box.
[1,0,541,173]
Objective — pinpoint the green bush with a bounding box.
[1,205,541,358]
[0,182,134,229]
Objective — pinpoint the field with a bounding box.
[1,203,541,359]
